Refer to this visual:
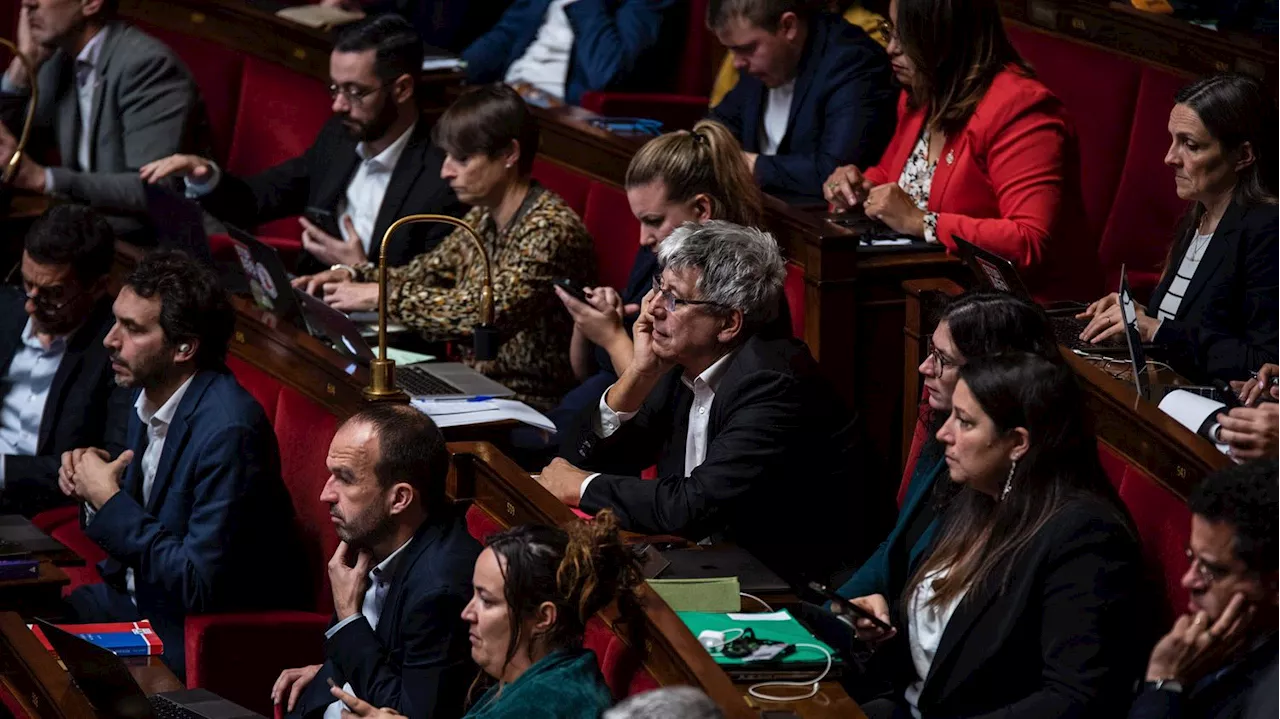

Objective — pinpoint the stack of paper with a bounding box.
[275,5,364,29]
[412,397,556,432]
[1158,389,1231,455]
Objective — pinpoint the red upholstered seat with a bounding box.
[583,183,641,291]
[1098,67,1191,299]
[533,159,592,216]
[132,21,244,164]
[226,356,283,425]
[32,508,105,595]
[584,617,660,699]
[783,262,805,340]
[465,504,505,545]
[1096,442,1129,491]
[185,388,337,712]
[1116,459,1192,625]
[226,57,331,246]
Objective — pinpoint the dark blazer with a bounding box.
[291,512,481,719]
[710,13,896,202]
[0,292,129,517]
[880,495,1149,719]
[1148,202,1279,383]
[85,369,305,676]
[561,334,887,584]
[197,118,466,274]
[461,0,682,104]
[1128,632,1278,719]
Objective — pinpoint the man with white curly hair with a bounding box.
[537,220,885,584]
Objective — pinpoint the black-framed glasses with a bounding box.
[1185,546,1233,586]
[876,18,899,46]
[926,337,957,371]
[327,81,390,105]
[650,274,729,314]
[8,263,80,312]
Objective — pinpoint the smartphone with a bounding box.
[807,581,894,633]
[553,277,589,304]
[304,205,342,238]
[1213,379,1243,409]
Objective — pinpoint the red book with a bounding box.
[28,620,165,657]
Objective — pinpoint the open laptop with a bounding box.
[952,236,1146,355]
[33,618,264,719]
[294,289,514,399]
[224,226,307,331]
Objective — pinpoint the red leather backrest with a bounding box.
[132,21,244,164]
[226,355,283,425]
[677,0,715,96]
[783,262,805,340]
[1098,67,1191,298]
[465,504,504,545]
[533,159,592,216]
[274,388,341,613]
[1113,451,1192,625]
[584,183,641,291]
[584,617,660,699]
[1006,25,1141,245]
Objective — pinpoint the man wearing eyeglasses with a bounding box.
[1130,458,1278,719]
[536,221,887,585]
[140,14,465,275]
[0,205,127,518]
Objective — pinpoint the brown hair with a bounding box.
[707,0,812,32]
[432,83,540,175]
[625,120,763,227]
[894,0,1031,136]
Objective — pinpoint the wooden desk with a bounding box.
[902,278,1231,497]
[0,562,68,619]
[450,442,866,719]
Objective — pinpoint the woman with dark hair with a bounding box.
[841,353,1147,719]
[821,0,1092,302]
[330,511,642,719]
[295,83,596,409]
[1078,73,1278,383]
[836,291,1059,601]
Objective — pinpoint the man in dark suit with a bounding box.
[1129,459,1278,719]
[708,0,895,203]
[538,221,886,584]
[59,250,306,680]
[0,0,210,237]
[0,206,127,518]
[141,15,465,274]
[271,404,480,719]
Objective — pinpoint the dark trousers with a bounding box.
[67,582,186,681]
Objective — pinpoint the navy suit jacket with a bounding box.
[1128,632,1278,719]
[710,13,896,202]
[0,291,130,516]
[85,370,305,652]
[292,512,481,719]
[461,0,681,104]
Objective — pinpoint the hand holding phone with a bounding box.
[553,277,589,304]
[808,582,896,642]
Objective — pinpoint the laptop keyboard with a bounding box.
[148,695,205,719]
[396,365,464,397]
[1051,315,1128,352]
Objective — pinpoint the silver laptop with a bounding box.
[294,290,514,399]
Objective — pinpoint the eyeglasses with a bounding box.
[925,337,957,371]
[327,82,389,105]
[11,263,81,312]
[1185,546,1233,586]
[876,18,899,46]
[650,274,729,314]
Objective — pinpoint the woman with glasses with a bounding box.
[294,83,595,410]
[822,0,1094,303]
[841,352,1147,719]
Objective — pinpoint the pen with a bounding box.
[433,395,495,402]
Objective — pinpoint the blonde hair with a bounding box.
[625,120,763,228]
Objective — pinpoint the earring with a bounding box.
[1001,458,1018,501]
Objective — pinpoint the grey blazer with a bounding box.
[1,22,210,220]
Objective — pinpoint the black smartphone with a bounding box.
[1213,379,1243,409]
[553,277,589,303]
[304,205,342,238]
[807,581,894,633]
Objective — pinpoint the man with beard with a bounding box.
[0,205,128,517]
[270,404,479,719]
[59,250,305,680]
[140,14,465,274]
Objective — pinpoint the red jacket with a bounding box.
[864,67,1098,302]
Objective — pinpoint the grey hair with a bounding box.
[656,220,786,328]
[603,687,725,719]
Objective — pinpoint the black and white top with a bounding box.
[1156,230,1214,321]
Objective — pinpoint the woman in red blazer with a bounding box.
[823,0,1097,303]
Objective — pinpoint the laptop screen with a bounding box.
[1118,266,1149,400]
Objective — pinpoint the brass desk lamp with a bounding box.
[364,214,499,402]
[0,38,38,189]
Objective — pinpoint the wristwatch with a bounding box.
[330,263,357,281]
[1143,678,1184,694]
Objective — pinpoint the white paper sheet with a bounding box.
[1157,389,1231,455]
[412,397,556,432]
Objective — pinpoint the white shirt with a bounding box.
[503,0,577,100]
[0,319,70,488]
[323,537,415,719]
[903,568,969,718]
[1156,230,1214,322]
[760,79,796,156]
[123,374,196,605]
[336,122,416,256]
[581,349,740,498]
[34,28,109,193]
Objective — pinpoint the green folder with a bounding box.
[647,577,741,613]
[676,610,840,666]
